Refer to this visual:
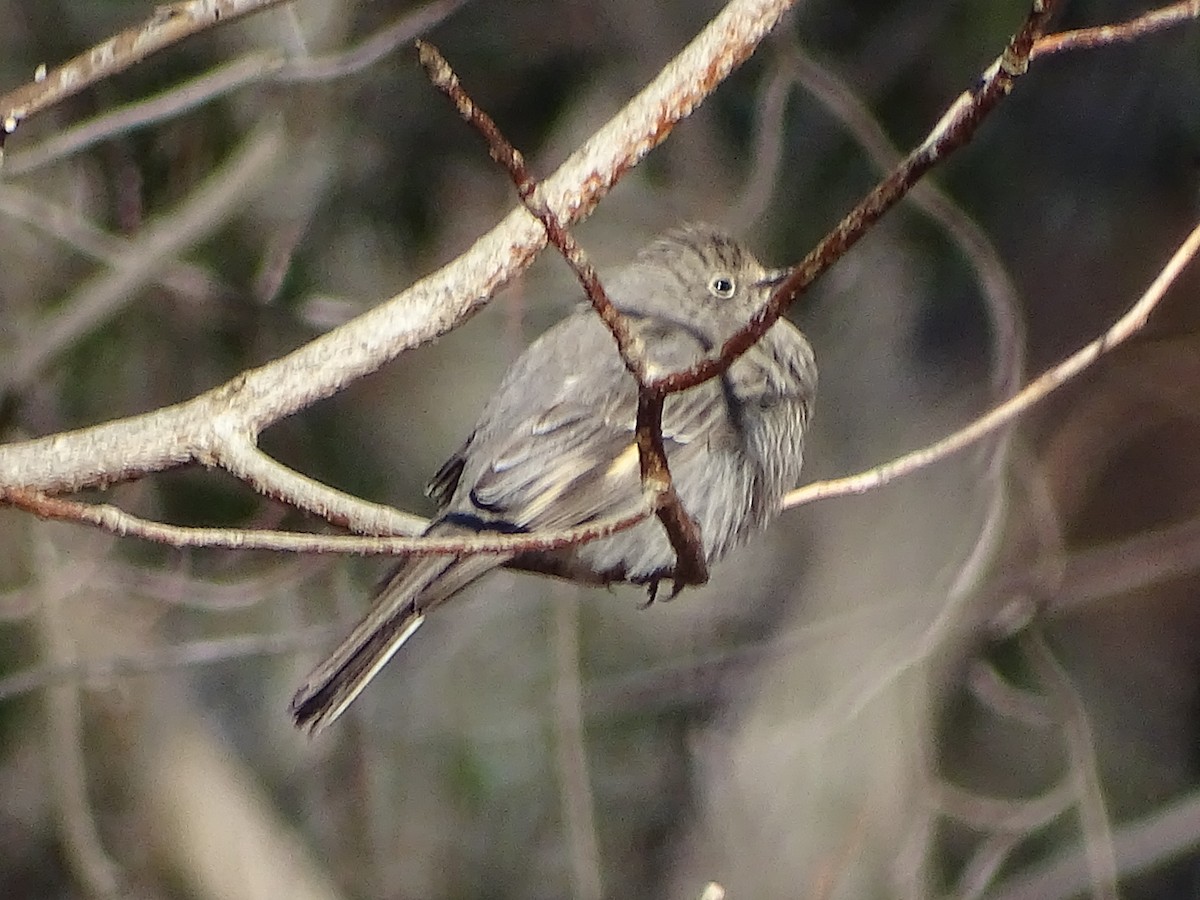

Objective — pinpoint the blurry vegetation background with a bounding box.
[1,1,1199,898]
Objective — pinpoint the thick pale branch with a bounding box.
[214,437,428,536]
[0,0,798,505]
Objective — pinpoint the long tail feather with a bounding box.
[290,552,505,734]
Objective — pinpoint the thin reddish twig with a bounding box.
[414,40,649,383]
[0,486,653,557]
[647,0,1062,398]
[416,39,709,588]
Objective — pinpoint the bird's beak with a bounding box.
[757,267,792,289]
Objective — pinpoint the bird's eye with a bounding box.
[708,274,736,299]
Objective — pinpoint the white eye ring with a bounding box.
[708,274,736,299]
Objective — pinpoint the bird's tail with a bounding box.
[290,549,507,735]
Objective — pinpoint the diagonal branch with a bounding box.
[0,185,229,304]
[783,217,1200,510]
[4,0,471,176]
[1032,0,1200,57]
[416,39,708,588]
[0,0,293,147]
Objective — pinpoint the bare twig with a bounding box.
[937,635,1120,900]
[415,40,711,588]
[4,55,277,176]
[967,659,1055,728]
[0,0,292,147]
[1045,513,1200,617]
[0,0,798,521]
[781,44,1026,401]
[0,486,652,557]
[951,833,1024,900]
[1033,0,1200,57]
[934,780,1074,834]
[414,43,650,381]
[784,218,1200,509]
[634,393,710,588]
[282,0,471,82]
[644,0,1061,398]
[728,61,793,232]
[0,624,333,703]
[4,0,470,176]
[101,555,330,611]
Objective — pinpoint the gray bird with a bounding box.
[291,223,817,733]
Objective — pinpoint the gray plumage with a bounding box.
[291,223,818,733]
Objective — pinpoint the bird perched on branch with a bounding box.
[291,223,817,733]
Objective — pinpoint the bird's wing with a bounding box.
[450,370,734,534]
[436,314,734,535]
